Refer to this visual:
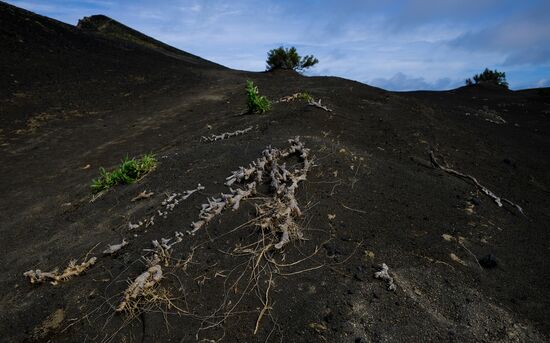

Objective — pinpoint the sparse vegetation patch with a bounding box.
[91,154,156,193]
[246,80,271,114]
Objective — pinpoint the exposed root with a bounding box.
[64,138,316,340]
[131,190,154,202]
[188,137,315,338]
[130,184,204,230]
[158,184,205,218]
[201,127,253,142]
[308,98,332,112]
[276,93,303,103]
[24,257,97,285]
[144,231,185,266]
[128,215,155,230]
[189,137,311,236]
[90,189,107,203]
[253,272,273,335]
[374,263,396,291]
[103,239,129,255]
[116,255,163,312]
[430,151,525,216]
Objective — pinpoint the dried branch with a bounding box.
[308,98,332,112]
[158,184,205,218]
[201,127,253,143]
[103,239,129,255]
[24,257,97,285]
[429,151,525,216]
[116,255,163,312]
[189,137,312,245]
[131,190,154,202]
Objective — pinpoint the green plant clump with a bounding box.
[299,91,313,102]
[465,68,508,88]
[266,46,318,72]
[246,80,271,114]
[91,154,157,193]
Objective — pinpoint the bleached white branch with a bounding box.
[24,257,98,285]
[189,137,312,243]
[153,184,205,220]
[275,93,303,103]
[430,151,525,216]
[131,190,154,202]
[116,256,163,312]
[202,126,253,143]
[374,263,396,291]
[308,98,332,112]
[103,239,129,255]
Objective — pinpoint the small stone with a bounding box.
[478,254,498,269]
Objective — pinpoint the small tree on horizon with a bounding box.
[465,68,508,88]
[266,46,318,72]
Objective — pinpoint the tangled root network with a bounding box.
[189,137,312,250]
[116,255,163,312]
[23,257,97,285]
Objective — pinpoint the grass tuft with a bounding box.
[91,154,156,193]
[246,80,271,114]
[299,91,313,102]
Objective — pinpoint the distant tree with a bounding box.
[266,46,318,72]
[465,68,508,88]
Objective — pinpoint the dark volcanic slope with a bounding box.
[76,14,220,65]
[1,2,550,342]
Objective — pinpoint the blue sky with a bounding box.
[7,0,550,90]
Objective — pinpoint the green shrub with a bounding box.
[465,68,508,88]
[266,46,318,72]
[91,154,156,193]
[246,80,271,114]
[299,91,313,102]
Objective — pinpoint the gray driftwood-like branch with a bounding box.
[308,98,332,112]
[189,137,312,245]
[201,127,253,143]
[23,257,98,285]
[116,254,162,312]
[429,151,525,216]
[103,238,129,255]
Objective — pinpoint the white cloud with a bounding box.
[5,0,550,90]
[370,72,461,91]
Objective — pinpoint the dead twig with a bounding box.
[340,202,367,214]
[24,257,97,285]
[308,98,332,112]
[131,190,154,202]
[429,151,525,216]
[201,126,253,143]
[253,272,273,335]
